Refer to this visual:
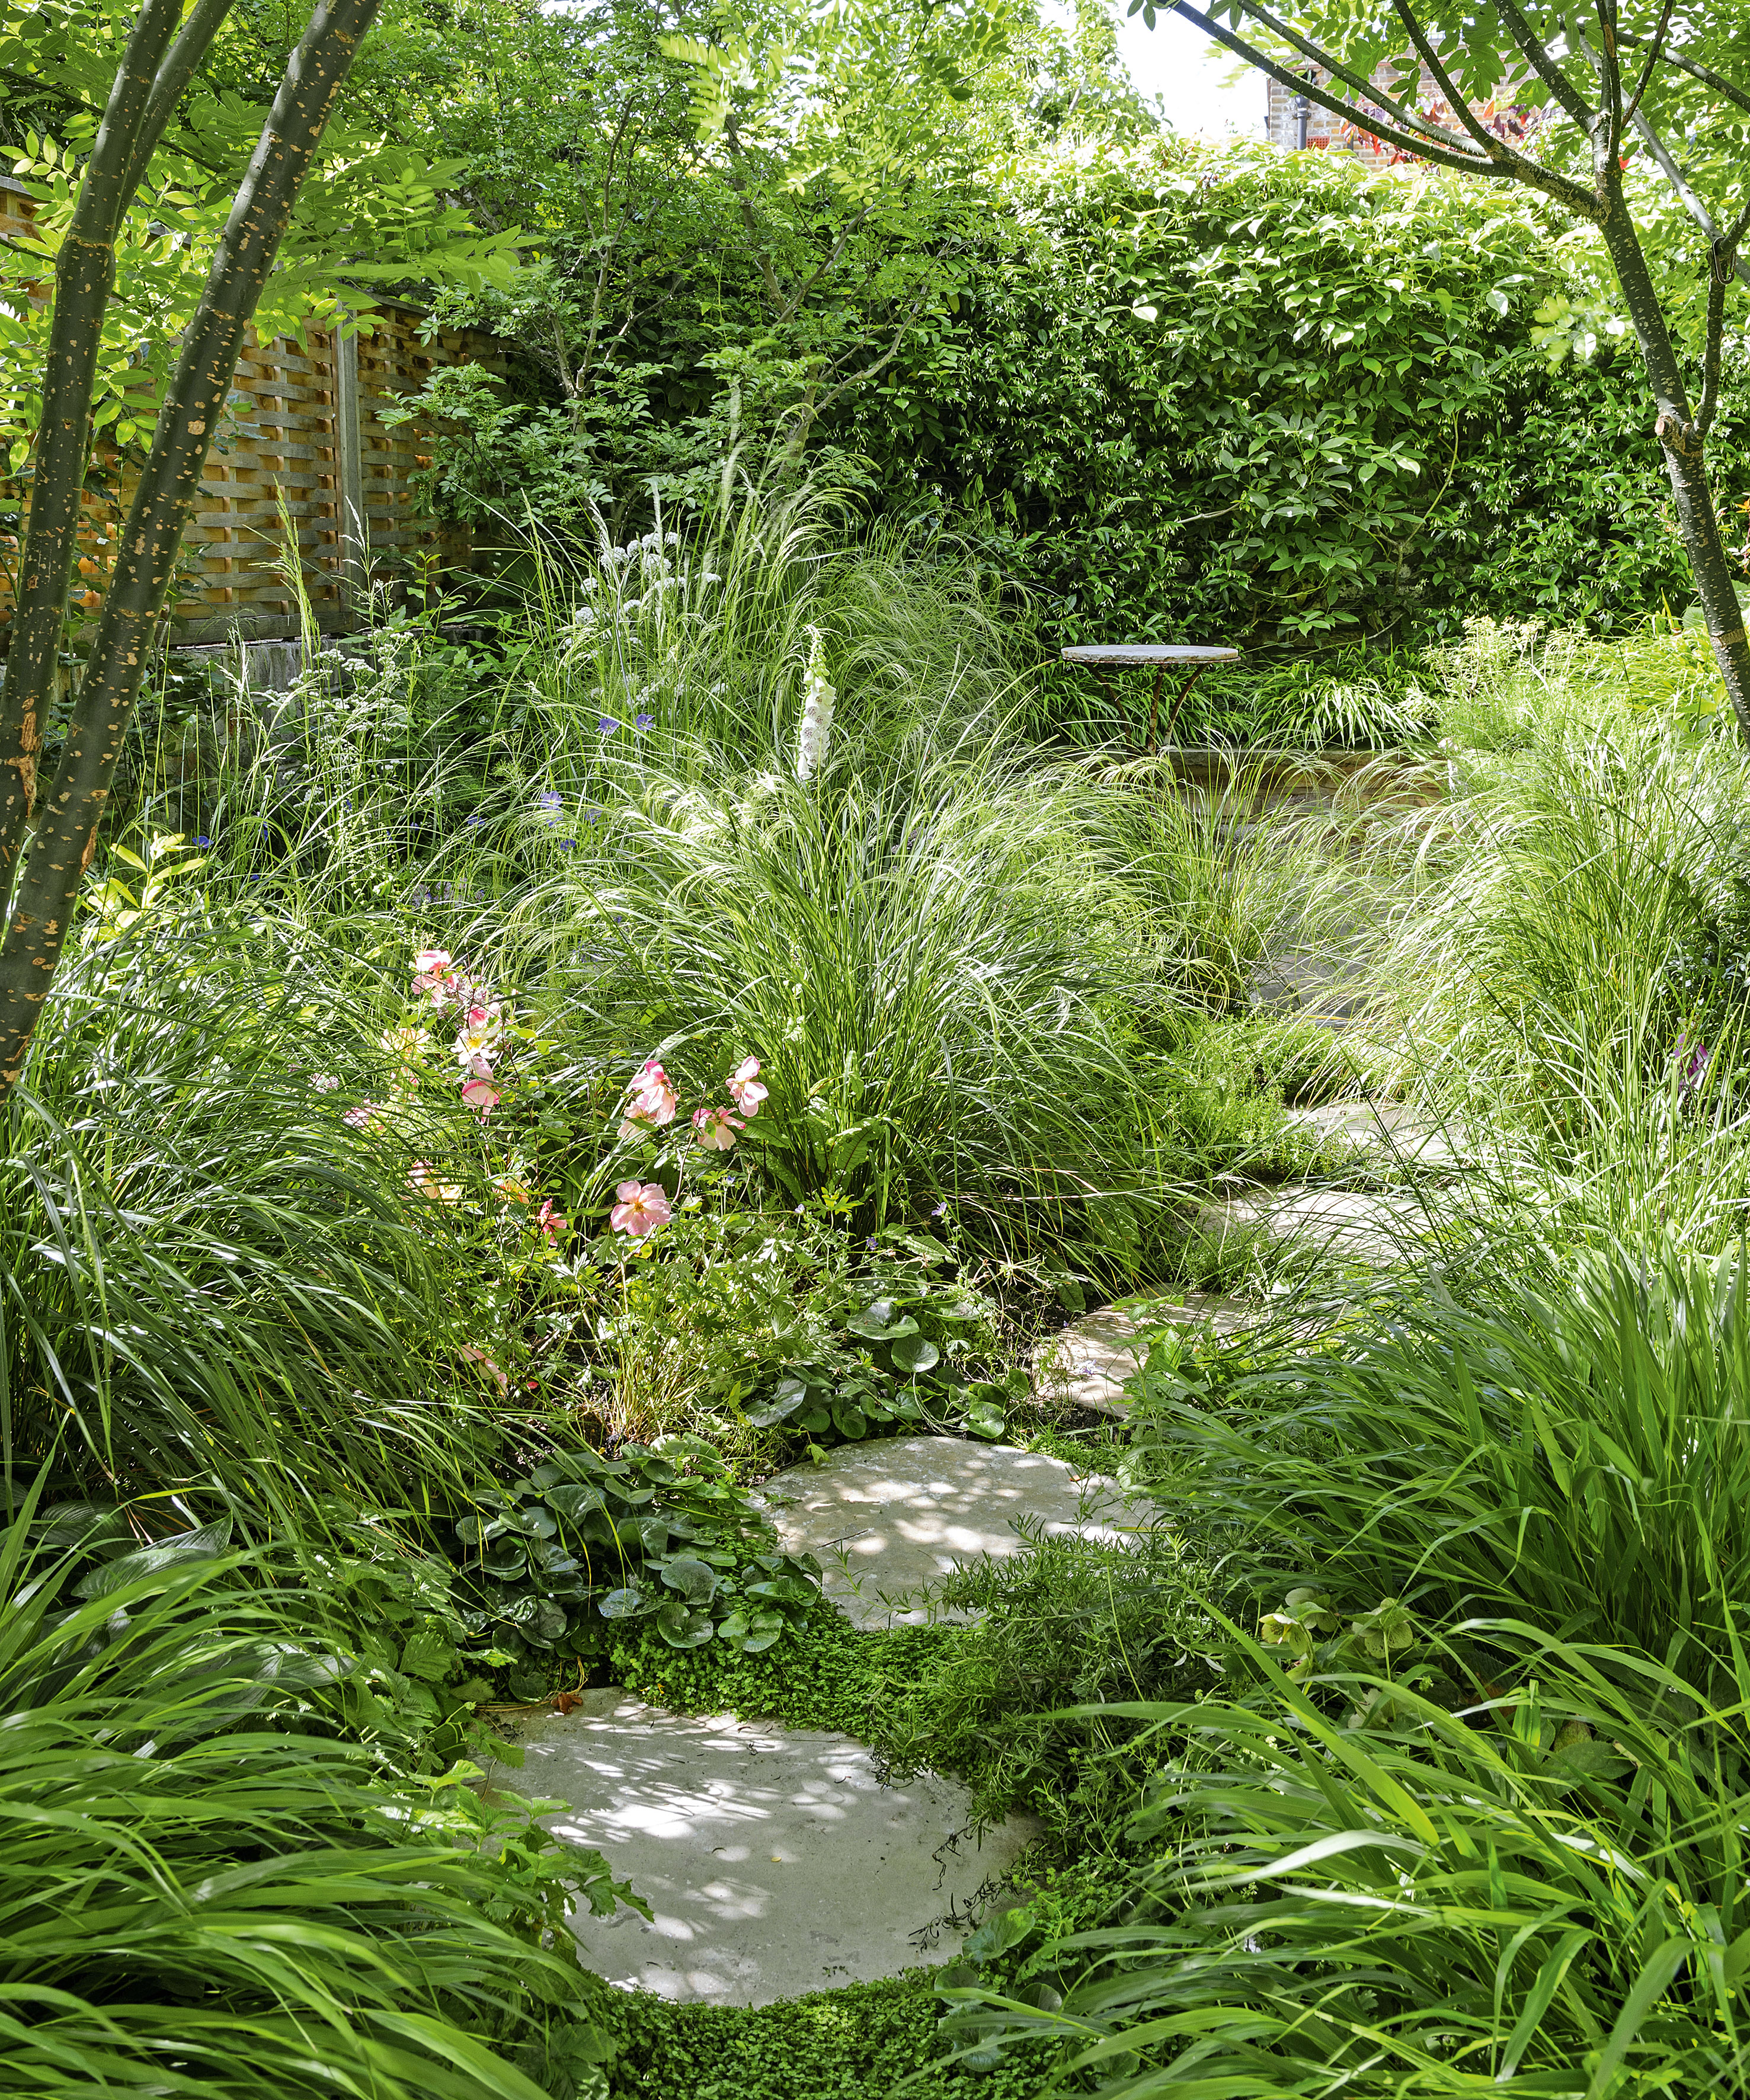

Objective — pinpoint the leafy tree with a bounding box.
[1154,1,1750,735]
[0,0,508,1090]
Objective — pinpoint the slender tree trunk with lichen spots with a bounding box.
[0,0,184,879]
[1597,191,1750,741]
[0,0,241,888]
[0,0,386,1094]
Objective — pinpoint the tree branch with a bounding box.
[776,203,874,326]
[1618,33,1750,119]
[1208,0,1477,153]
[1173,1,1498,174]
[1493,0,1598,129]
[120,0,238,202]
[1620,0,1671,127]
[1175,0,1600,215]
[1387,0,1521,168]
[1696,243,1727,437]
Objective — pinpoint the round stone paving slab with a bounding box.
[488,1690,1041,2004]
[1033,1293,1256,1418]
[753,1436,1154,1629]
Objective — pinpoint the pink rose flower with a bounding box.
[343,1102,385,1131]
[536,1198,569,1241]
[692,1103,742,1151]
[461,1077,501,1116]
[610,1178,671,1237]
[727,1057,767,1117]
[459,1342,509,1394]
[412,949,458,998]
[620,1057,678,1132]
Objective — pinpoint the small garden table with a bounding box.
[1061,644,1240,754]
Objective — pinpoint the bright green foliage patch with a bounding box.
[600,1971,1051,2100]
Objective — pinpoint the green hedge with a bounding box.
[826,143,1748,646]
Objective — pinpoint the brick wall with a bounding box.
[1264,64,1539,166]
[1,175,506,645]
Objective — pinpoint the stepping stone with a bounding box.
[754,1436,1151,1629]
[1284,1097,1470,1166]
[488,1691,1041,2005]
[1032,1294,1254,1417]
[1199,1182,1438,1263]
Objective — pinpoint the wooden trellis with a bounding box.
[1,174,504,644]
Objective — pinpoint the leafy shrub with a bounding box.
[448,1439,822,1698]
[748,1241,1022,1446]
[834,145,1750,653]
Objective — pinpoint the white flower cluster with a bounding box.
[795,625,835,784]
[564,527,719,650]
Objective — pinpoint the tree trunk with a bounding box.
[1599,196,1750,739]
[0,0,385,1095]
[0,0,184,881]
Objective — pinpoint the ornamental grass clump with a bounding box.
[532,729,1175,1255]
[1133,1237,1750,1676]
[0,1500,623,2099]
[2,907,498,1526]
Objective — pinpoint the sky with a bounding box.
[1108,7,1268,138]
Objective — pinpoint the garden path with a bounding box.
[488,1692,1038,2005]
[488,1441,1154,2002]
[751,1437,1153,1627]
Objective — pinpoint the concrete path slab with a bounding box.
[1199,1182,1441,1263]
[754,1437,1153,1629]
[1032,1295,1254,1417]
[1285,1097,1470,1166]
[489,1691,1040,2004]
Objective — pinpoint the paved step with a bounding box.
[753,1436,1151,1629]
[488,1691,1040,2005]
[1033,1294,1255,1416]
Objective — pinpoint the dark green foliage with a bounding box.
[751,1253,1025,1446]
[836,147,1749,652]
[449,1439,821,1698]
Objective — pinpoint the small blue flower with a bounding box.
[466,813,485,827]
[538,791,564,808]
[559,838,576,850]
[599,716,620,735]
[583,808,600,824]
[634,712,655,732]
[194,835,211,846]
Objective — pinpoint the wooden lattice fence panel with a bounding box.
[1,174,505,646]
